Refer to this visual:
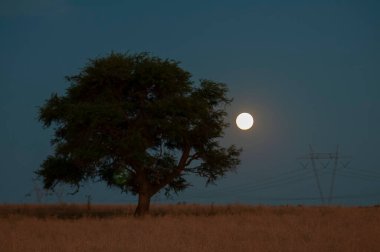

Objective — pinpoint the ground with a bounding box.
[1,204,379,252]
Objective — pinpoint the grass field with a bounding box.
[1,204,379,252]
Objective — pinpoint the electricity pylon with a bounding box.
[298,145,351,204]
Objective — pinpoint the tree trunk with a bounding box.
[134,192,151,216]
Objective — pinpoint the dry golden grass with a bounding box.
[1,204,379,252]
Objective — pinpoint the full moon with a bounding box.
[236,112,254,130]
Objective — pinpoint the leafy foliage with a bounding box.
[37,52,241,198]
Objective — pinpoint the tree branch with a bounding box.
[185,152,199,166]
[151,145,191,194]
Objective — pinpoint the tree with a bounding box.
[37,52,241,216]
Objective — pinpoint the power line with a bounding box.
[232,193,380,202]
[176,146,380,204]
[334,171,380,182]
[185,173,316,200]
[193,170,312,195]
[297,145,353,204]
[338,166,380,178]
[201,166,310,194]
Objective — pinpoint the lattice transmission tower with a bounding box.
[298,145,351,204]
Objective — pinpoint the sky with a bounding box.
[1,0,380,206]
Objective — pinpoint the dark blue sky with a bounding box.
[1,0,379,205]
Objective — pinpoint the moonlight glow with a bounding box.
[236,113,254,130]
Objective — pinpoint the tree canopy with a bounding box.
[37,52,241,215]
